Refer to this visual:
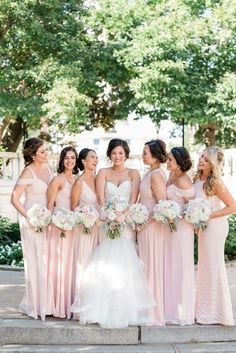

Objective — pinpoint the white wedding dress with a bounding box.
[72,180,155,328]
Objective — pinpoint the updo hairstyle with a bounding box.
[77,148,96,171]
[23,137,44,166]
[171,147,192,172]
[145,139,168,163]
[106,138,130,159]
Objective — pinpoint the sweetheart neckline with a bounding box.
[106,180,131,188]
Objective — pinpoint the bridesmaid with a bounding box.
[137,139,168,326]
[11,137,52,320]
[47,146,78,319]
[71,148,99,313]
[164,147,195,325]
[194,146,236,326]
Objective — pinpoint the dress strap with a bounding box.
[16,178,33,185]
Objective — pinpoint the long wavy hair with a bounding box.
[194,146,224,196]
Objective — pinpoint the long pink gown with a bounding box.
[194,179,234,326]
[138,168,166,326]
[71,180,99,315]
[47,177,75,319]
[164,184,195,325]
[16,166,52,320]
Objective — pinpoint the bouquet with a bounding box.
[126,203,149,231]
[184,197,211,231]
[100,197,128,239]
[27,204,51,233]
[153,200,181,232]
[52,207,76,238]
[74,204,99,235]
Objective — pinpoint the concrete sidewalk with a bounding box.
[0,263,235,320]
[0,264,236,353]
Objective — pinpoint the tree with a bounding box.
[0,0,85,150]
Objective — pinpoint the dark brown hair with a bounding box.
[77,148,96,171]
[171,147,192,172]
[23,137,44,166]
[57,146,79,174]
[145,139,168,163]
[106,138,130,159]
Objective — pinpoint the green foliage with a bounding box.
[225,214,236,261]
[0,241,23,267]
[0,216,20,245]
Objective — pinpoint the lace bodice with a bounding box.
[105,180,131,203]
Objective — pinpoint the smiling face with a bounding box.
[167,152,179,172]
[83,150,98,172]
[34,143,49,164]
[63,150,76,172]
[197,150,212,175]
[110,146,126,166]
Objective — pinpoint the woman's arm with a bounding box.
[130,169,141,204]
[96,169,106,205]
[11,169,32,218]
[47,176,63,211]
[151,172,166,202]
[210,180,236,219]
[71,179,82,210]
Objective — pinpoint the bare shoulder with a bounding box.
[214,178,227,194]
[97,168,110,177]
[128,168,140,178]
[49,174,65,187]
[151,170,166,183]
[176,173,193,190]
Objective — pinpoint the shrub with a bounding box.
[0,241,24,267]
[0,216,20,244]
[225,214,236,261]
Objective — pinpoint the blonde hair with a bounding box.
[194,146,224,196]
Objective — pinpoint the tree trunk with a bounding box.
[2,117,27,152]
[0,117,11,146]
[202,123,217,146]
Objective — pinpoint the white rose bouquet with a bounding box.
[52,207,76,238]
[126,203,149,231]
[100,197,129,239]
[184,197,211,231]
[74,204,99,235]
[27,204,51,233]
[153,200,182,232]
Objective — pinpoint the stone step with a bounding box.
[0,342,236,353]
[0,319,236,346]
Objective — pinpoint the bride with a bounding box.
[71,138,155,328]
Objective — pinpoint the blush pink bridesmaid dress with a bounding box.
[194,179,233,326]
[138,168,167,326]
[71,180,99,315]
[16,166,52,320]
[164,184,195,325]
[47,177,75,319]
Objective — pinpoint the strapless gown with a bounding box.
[72,180,155,328]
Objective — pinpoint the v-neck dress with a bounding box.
[71,180,99,317]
